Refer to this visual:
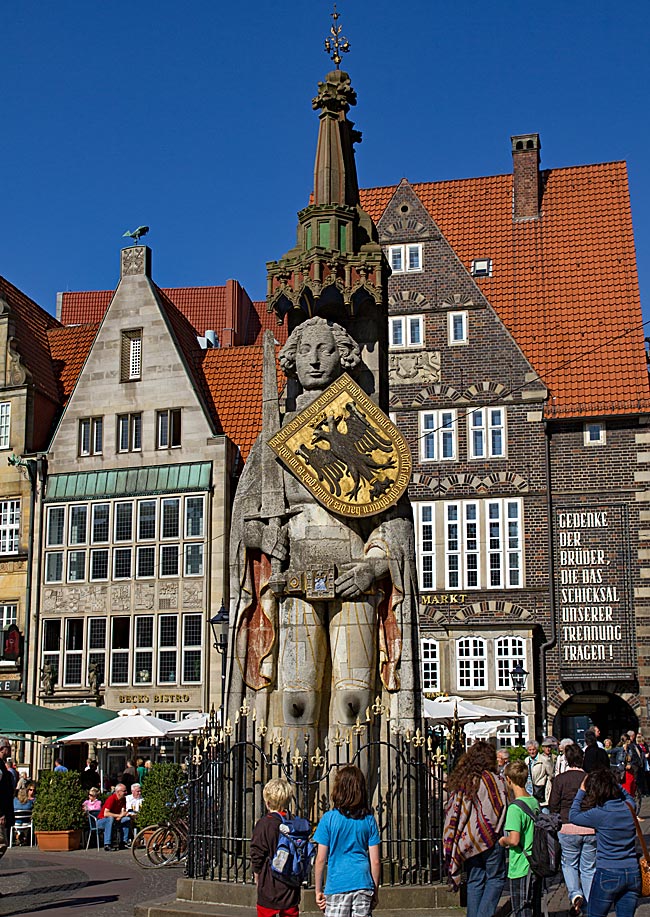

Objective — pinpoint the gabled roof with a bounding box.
[0,276,61,401]
[360,162,650,418]
[203,345,283,461]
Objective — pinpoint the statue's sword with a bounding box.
[245,330,297,593]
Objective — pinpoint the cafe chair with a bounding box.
[10,813,34,847]
[86,813,105,850]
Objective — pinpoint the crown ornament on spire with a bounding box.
[324,4,350,70]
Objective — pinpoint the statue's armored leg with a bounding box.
[278,596,326,741]
[330,597,377,727]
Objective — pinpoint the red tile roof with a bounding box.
[249,301,288,346]
[203,344,284,460]
[0,276,61,402]
[47,323,99,403]
[360,162,650,418]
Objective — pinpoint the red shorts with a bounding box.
[257,907,299,917]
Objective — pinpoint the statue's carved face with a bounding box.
[295,323,341,391]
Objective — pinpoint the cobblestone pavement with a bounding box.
[0,846,180,917]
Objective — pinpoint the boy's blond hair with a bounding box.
[263,777,293,812]
[504,760,528,788]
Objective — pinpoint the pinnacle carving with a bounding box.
[312,70,357,115]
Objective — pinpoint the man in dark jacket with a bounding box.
[583,730,610,773]
[0,737,15,858]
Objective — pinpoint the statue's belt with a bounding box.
[284,567,337,600]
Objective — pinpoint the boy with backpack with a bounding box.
[499,760,543,917]
[313,765,381,916]
[251,777,312,917]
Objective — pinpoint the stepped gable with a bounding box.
[203,344,283,461]
[361,161,650,418]
[154,287,222,434]
[47,323,99,403]
[0,275,61,401]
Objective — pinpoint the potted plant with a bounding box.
[33,770,87,850]
[138,763,187,828]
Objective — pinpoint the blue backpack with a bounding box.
[270,814,315,887]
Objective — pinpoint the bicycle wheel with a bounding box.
[147,825,181,867]
[131,826,161,868]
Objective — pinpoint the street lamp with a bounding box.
[209,599,229,724]
[510,662,528,746]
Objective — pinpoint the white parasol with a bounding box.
[423,695,519,726]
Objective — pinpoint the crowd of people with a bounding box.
[442,728,647,917]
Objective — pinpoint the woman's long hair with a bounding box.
[447,741,498,796]
[582,767,623,809]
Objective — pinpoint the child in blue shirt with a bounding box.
[313,765,380,916]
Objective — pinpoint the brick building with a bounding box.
[359,134,650,741]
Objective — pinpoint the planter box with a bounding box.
[35,829,82,851]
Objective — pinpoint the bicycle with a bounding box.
[131,786,188,869]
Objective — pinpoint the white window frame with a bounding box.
[0,402,11,449]
[110,616,131,686]
[444,498,523,591]
[584,422,606,445]
[44,551,64,583]
[79,417,103,456]
[160,544,179,578]
[389,314,424,349]
[420,410,456,462]
[157,409,182,449]
[468,407,506,459]
[46,505,66,547]
[68,504,88,546]
[420,638,440,691]
[67,550,86,583]
[0,604,17,628]
[136,545,156,579]
[117,413,142,453]
[113,547,132,580]
[113,502,133,543]
[63,618,84,686]
[487,499,523,588]
[495,636,526,690]
[129,336,142,380]
[134,615,154,685]
[42,619,61,687]
[471,258,493,277]
[87,617,107,688]
[184,496,205,539]
[0,499,20,555]
[448,311,468,345]
[91,503,110,544]
[416,503,436,591]
[497,717,528,748]
[181,613,203,685]
[184,543,204,577]
[388,243,423,274]
[158,614,178,685]
[456,636,487,690]
[89,548,109,582]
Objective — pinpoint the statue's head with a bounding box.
[279,317,361,391]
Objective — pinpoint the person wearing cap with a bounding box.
[82,787,102,816]
[555,738,574,776]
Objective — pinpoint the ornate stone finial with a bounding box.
[324,4,350,70]
[120,245,151,279]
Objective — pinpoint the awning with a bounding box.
[44,462,212,502]
[57,704,119,727]
[0,698,86,737]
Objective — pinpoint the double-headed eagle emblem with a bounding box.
[269,374,411,518]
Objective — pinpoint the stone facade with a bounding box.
[32,247,233,725]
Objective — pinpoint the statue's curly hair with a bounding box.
[447,740,499,797]
[278,316,361,379]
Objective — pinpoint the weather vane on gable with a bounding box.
[324,5,350,69]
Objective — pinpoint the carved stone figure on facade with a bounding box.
[88,662,101,697]
[41,663,54,696]
[228,318,419,748]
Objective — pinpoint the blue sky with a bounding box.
[2,1,649,319]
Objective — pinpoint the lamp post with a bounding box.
[510,662,528,746]
[209,599,229,724]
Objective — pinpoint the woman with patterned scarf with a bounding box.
[443,741,509,917]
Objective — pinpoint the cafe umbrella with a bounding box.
[60,707,175,758]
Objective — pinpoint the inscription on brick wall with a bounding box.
[556,504,635,678]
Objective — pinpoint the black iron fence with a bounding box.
[187,698,447,885]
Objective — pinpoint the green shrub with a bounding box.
[508,745,529,763]
[138,763,187,826]
[33,770,86,832]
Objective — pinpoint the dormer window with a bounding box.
[471,258,493,278]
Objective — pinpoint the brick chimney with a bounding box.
[511,133,541,220]
[221,279,242,348]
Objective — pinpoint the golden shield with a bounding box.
[268,373,412,517]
